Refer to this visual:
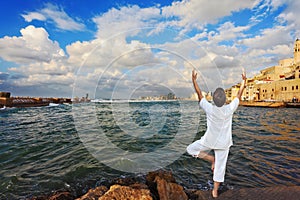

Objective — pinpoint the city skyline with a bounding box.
[0,0,300,99]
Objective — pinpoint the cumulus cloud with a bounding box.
[277,0,300,36]
[21,3,85,31]
[0,25,75,96]
[240,25,293,49]
[66,37,160,70]
[69,38,193,99]
[0,25,65,64]
[213,55,241,69]
[212,22,250,42]
[162,0,255,32]
[93,5,161,39]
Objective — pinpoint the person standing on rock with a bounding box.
[187,69,246,198]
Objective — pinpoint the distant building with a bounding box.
[226,39,300,102]
[140,92,177,100]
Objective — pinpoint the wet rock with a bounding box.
[146,170,187,200]
[129,182,149,190]
[154,176,188,200]
[31,171,300,200]
[186,186,300,200]
[146,170,176,184]
[29,191,74,200]
[185,189,209,200]
[48,191,74,200]
[146,170,176,199]
[98,184,152,200]
[76,186,108,200]
[112,176,138,186]
[218,186,300,200]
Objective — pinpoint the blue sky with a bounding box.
[0,0,299,98]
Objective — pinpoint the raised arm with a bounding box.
[236,69,247,100]
[192,69,203,102]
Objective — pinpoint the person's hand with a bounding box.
[192,69,198,81]
[242,68,247,80]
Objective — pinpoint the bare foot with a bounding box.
[212,189,218,198]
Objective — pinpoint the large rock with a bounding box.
[76,186,108,200]
[186,186,300,200]
[29,191,74,200]
[154,176,188,200]
[146,170,188,200]
[48,191,74,200]
[146,171,176,183]
[33,170,300,200]
[98,184,152,200]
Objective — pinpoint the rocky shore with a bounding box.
[239,100,300,108]
[30,170,300,200]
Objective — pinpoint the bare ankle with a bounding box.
[212,188,218,198]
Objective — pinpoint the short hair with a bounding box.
[213,88,226,107]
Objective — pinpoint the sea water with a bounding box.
[0,101,299,199]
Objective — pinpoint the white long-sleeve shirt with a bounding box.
[199,97,239,149]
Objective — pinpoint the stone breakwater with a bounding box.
[0,92,72,108]
[30,171,300,200]
[239,101,300,108]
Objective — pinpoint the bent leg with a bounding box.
[198,151,215,171]
[186,140,210,157]
[186,140,214,169]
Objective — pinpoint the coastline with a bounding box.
[2,90,300,109]
[239,101,300,108]
[239,101,286,108]
[30,171,300,200]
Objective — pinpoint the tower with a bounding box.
[294,38,300,64]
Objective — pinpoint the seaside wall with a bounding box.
[239,101,286,108]
[0,91,72,108]
[0,92,12,107]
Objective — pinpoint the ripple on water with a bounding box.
[0,104,299,198]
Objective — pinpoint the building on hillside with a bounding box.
[225,85,240,101]
[226,39,300,102]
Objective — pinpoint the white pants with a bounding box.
[186,140,230,182]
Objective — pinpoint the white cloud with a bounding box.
[67,1,298,97]
[66,33,165,98]
[10,59,71,77]
[270,0,288,10]
[249,0,290,25]
[240,25,293,49]
[12,72,74,86]
[93,5,161,39]
[66,36,159,70]
[0,25,65,64]
[0,25,75,96]
[21,3,85,31]
[162,0,256,32]
[213,22,250,42]
[277,0,300,37]
[22,12,46,22]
